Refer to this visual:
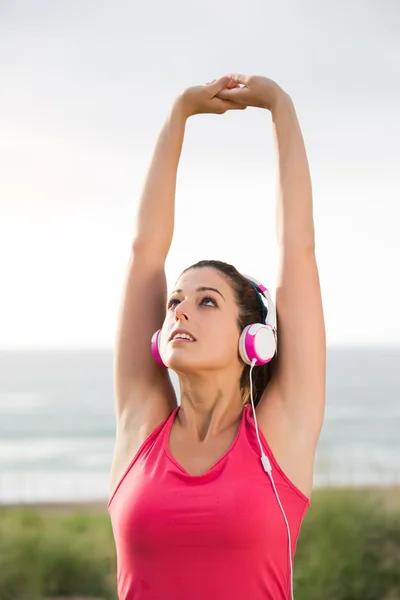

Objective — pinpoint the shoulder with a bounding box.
[109,406,178,502]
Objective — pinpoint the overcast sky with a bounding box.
[1,0,399,349]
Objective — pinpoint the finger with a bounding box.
[209,75,236,95]
[225,79,237,90]
[216,88,243,101]
[227,73,249,85]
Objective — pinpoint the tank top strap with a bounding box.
[108,405,180,508]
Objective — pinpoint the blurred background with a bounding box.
[0,1,399,598]
[0,348,399,503]
[1,0,399,505]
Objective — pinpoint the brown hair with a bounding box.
[179,259,277,407]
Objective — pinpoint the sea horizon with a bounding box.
[1,346,399,503]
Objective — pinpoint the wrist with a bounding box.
[171,94,192,121]
[268,86,293,114]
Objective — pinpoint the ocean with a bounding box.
[0,347,399,504]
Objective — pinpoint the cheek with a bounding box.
[208,323,240,356]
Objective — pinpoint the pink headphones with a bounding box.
[151,274,277,368]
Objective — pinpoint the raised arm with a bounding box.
[113,100,186,424]
[114,78,245,423]
[217,76,326,496]
[109,101,187,498]
[110,77,247,496]
[269,86,326,430]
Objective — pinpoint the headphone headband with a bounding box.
[242,274,277,331]
[248,281,266,324]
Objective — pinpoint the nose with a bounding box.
[174,299,189,321]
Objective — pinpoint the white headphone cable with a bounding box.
[249,359,294,600]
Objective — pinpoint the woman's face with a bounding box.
[160,267,242,373]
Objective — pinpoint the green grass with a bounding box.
[295,488,400,600]
[0,487,399,600]
[0,505,116,600]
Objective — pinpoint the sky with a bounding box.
[1,0,399,350]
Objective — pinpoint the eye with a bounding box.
[201,296,217,307]
[167,298,179,309]
[167,296,217,310]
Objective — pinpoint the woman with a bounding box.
[108,75,326,600]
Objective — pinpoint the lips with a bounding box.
[169,328,197,342]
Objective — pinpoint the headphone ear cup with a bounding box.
[151,329,167,368]
[239,323,276,366]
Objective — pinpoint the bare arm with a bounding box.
[217,77,326,440]
[114,77,244,422]
[204,75,326,497]
[269,91,326,441]
[272,93,315,249]
[114,100,187,421]
[132,101,187,258]
[110,77,245,496]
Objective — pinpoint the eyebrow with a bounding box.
[170,286,225,300]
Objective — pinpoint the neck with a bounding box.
[176,370,244,442]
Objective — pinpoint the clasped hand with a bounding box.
[178,74,284,118]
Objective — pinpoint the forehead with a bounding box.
[173,267,232,296]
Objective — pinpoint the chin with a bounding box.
[165,347,231,374]
[165,352,204,374]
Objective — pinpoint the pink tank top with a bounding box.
[108,404,310,600]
